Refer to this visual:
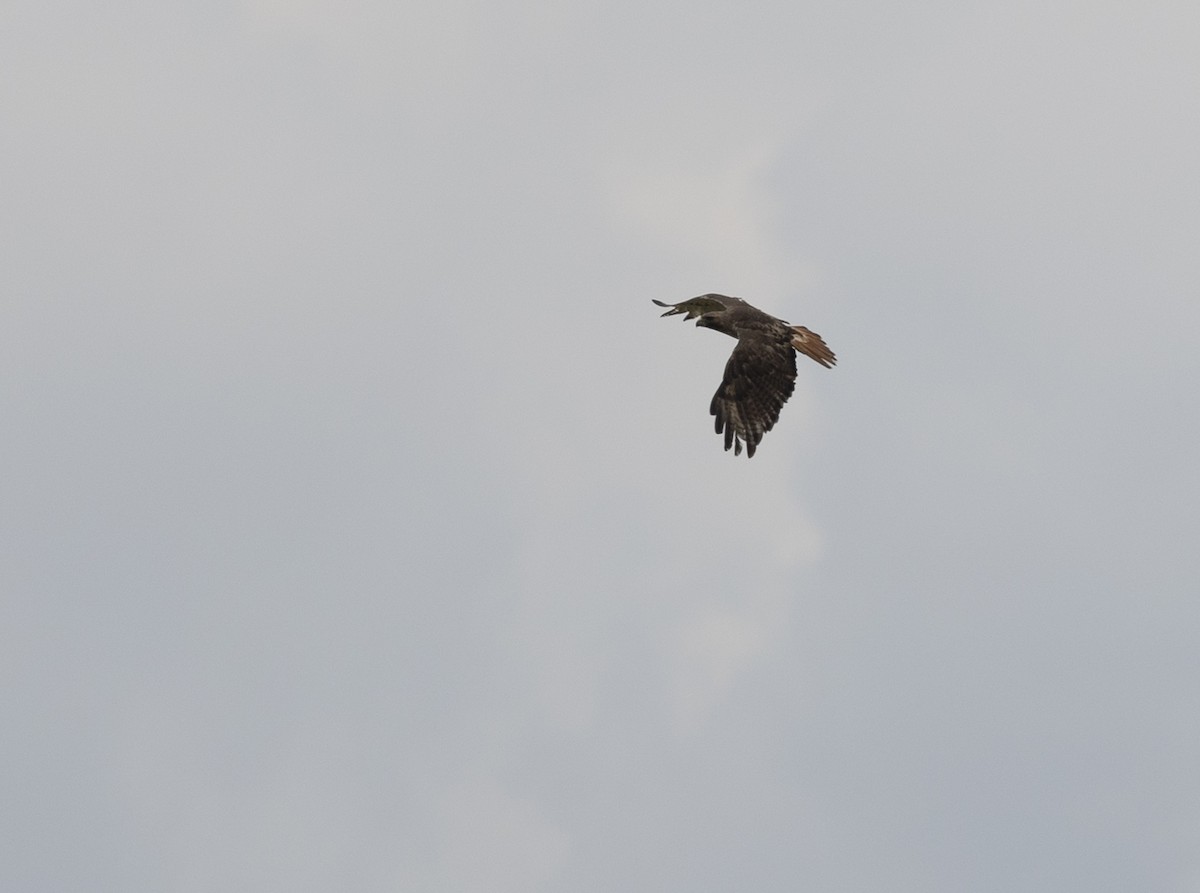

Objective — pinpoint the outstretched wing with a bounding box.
[652,296,729,319]
[710,331,798,457]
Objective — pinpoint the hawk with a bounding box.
[652,294,836,457]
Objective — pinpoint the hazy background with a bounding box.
[4,1,1200,890]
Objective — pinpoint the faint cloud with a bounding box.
[433,775,570,893]
[667,607,771,731]
[234,0,489,124]
[604,140,804,292]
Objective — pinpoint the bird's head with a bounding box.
[695,311,738,339]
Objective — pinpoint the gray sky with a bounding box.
[4,1,1200,890]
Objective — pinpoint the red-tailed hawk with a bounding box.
[653,294,836,457]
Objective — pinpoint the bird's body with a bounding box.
[652,294,835,457]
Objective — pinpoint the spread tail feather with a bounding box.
[791,326,837,368]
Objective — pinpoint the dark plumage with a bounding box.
[652,294,836,457]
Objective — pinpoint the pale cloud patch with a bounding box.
[657,472,824,732]
[603,138,813,295]
[430,775,570,893]
[667,606,772,732]
[235,0,490,128]
[234,0,597,131]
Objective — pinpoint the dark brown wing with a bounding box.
[709,331,797,457]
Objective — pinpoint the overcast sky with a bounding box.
[4,1,1200,890]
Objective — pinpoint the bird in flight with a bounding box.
[652,294,836,457]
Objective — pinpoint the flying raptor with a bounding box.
[652,294,836,457]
